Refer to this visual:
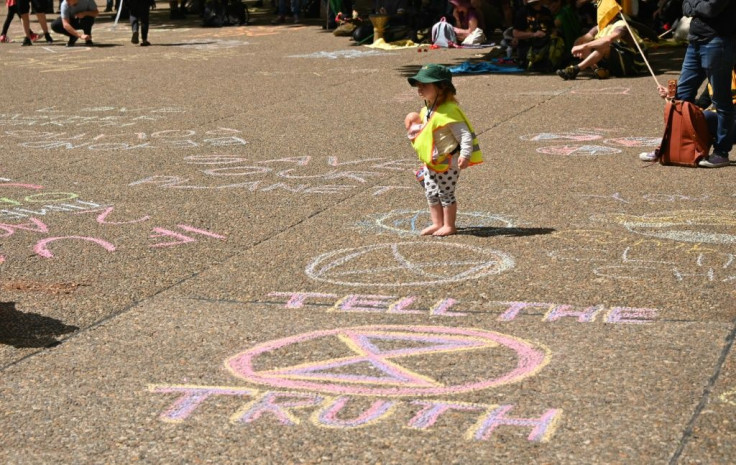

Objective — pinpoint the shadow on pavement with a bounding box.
[457,227,555,237]
[0,302,79,348]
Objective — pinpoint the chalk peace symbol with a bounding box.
[226,325,550,397]
[305,242,514,287]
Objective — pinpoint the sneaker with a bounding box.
[0,35,10,43]
[66,36,77,47]
[271,15,285,24]
[698,153,730,168]
[556,65,579,80]
[593,67,610,79]
[131,31,139,44]
[44,32,53,43]
[30,32,39,42]
[22,37,32,46]
[639,151,658,162]
[140,40,150,46]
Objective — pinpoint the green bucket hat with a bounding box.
[408,64,453,87]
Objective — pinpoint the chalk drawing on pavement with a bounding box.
[570,87,631,95]
[305,242,515,287]
[536,145,622,156]
[288,50,396,59]
[360,210,516,236]
[591,210,736,245]
[226,325,550,397]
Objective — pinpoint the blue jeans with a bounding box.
[676,35,736,156]
[279,0,303,16]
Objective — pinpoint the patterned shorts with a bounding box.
[424,167,460,207]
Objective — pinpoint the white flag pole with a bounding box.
[618,13,661,88]
[114,0,124,28]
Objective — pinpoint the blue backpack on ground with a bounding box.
[432,17,457,48]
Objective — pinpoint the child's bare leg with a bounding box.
[421,203,443,235]
[433,203,457,236]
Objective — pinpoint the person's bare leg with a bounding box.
[433,203,457,236]
[36,14,49,34]
[577,49,602,71]
[20,13,31,38]
[421,203,443,235]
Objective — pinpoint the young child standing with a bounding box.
[406,63,483,236]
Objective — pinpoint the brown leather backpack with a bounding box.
[656,81,712,167]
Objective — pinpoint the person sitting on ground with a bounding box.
[548,0,581,66]
[451,0,486,44]
[51,0,98,46]
[556,13,647,80]
[511,0,554,68]
[169,0,185,18]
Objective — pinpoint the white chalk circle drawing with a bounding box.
[591,210,736,245]
[520,132,602,142]
[226,325,549,397]
[288,50,396,60]
[367,210,515,236]
[536,145,622,156]
[306,242,514,287]
[603,137,661,148]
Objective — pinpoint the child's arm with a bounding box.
[449,122,473,169]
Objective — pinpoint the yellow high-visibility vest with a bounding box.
[411,101,483,172]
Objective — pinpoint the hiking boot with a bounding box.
[66,36,77,47]
[0,35,10,43]
[131,30,139,44]
[698,153,730,168]
[556,65,579,80]
[639,151,657,162]
[593,67,610,79]
[21,37,32,46]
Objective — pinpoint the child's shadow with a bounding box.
[456,227,555,237]
[0,302,79,348]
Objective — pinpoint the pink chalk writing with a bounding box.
[470,405,562,442]
[266,292,659,324]
[149,385,562,442]
[149,225,226,248]
[34,236,116,258]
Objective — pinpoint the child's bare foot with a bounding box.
[421,225,442,235]
[432,226,457,237]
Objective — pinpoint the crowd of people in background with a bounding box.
[0,0,679,63]
[319,0,678,76]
